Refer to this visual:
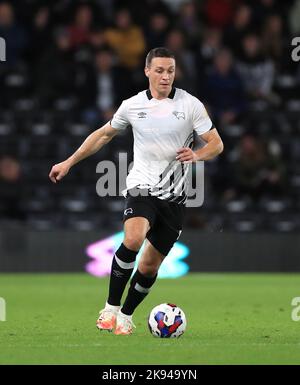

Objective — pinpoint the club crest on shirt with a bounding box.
[173,111,185,120]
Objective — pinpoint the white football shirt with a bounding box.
[110,87,213,203]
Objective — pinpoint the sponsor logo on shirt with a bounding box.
[137,112,147,118]
[173,111,185,120]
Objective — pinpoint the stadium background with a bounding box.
[1,0,300,272]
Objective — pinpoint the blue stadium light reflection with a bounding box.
[85,231,190,279]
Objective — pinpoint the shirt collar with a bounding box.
[146,87,176,100]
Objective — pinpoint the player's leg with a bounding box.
[115,212,182,335]
[115,240,164,335]
[97,217,150,331]
[121,240,164,314]
[107,217,150,306]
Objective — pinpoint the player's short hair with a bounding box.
[145,47,175,67]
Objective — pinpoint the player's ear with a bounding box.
[144,67,149,78]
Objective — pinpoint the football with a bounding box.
[148,303,187,338]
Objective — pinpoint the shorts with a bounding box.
[123,188,185,256]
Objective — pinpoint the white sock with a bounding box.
[105,302,120,312]
[119,310,132,320]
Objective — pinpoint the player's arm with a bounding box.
[176,128,224,163]
[49,122,118,183]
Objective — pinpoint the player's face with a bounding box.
[145,57,176,97]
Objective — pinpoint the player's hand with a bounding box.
[49,161,71,183]
[176,147,198,163]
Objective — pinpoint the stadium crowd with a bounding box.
[0,0,300,232]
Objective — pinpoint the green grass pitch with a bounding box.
[0,273,300,365]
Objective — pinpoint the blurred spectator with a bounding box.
[289,0,300,34]
[27,6,52,66]
[118,0,172,27]
[177,0,201,46]
[68,4,93,49]
[36,27,76,107]
[81,47,133,123]
[0,156,25,221]
[204,48,246,126]
[236,33,276,105]
[204,0,237,29]
[197,27,222,75]
[161,0,188,13]
[0,2,27,66]
[71,26,107,65]
[261,14,284,63]
[232,134,286,201]
[89,27,106,51]
[251,0,282,28]
[105,8,145,70]
[71,26,108,65]
[145,12,170,50]
[224,4,253,56]
[165,29,197,93]
[96,0,116,21]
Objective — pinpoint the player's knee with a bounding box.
[124,235,145,252]
[138,260,159,277]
